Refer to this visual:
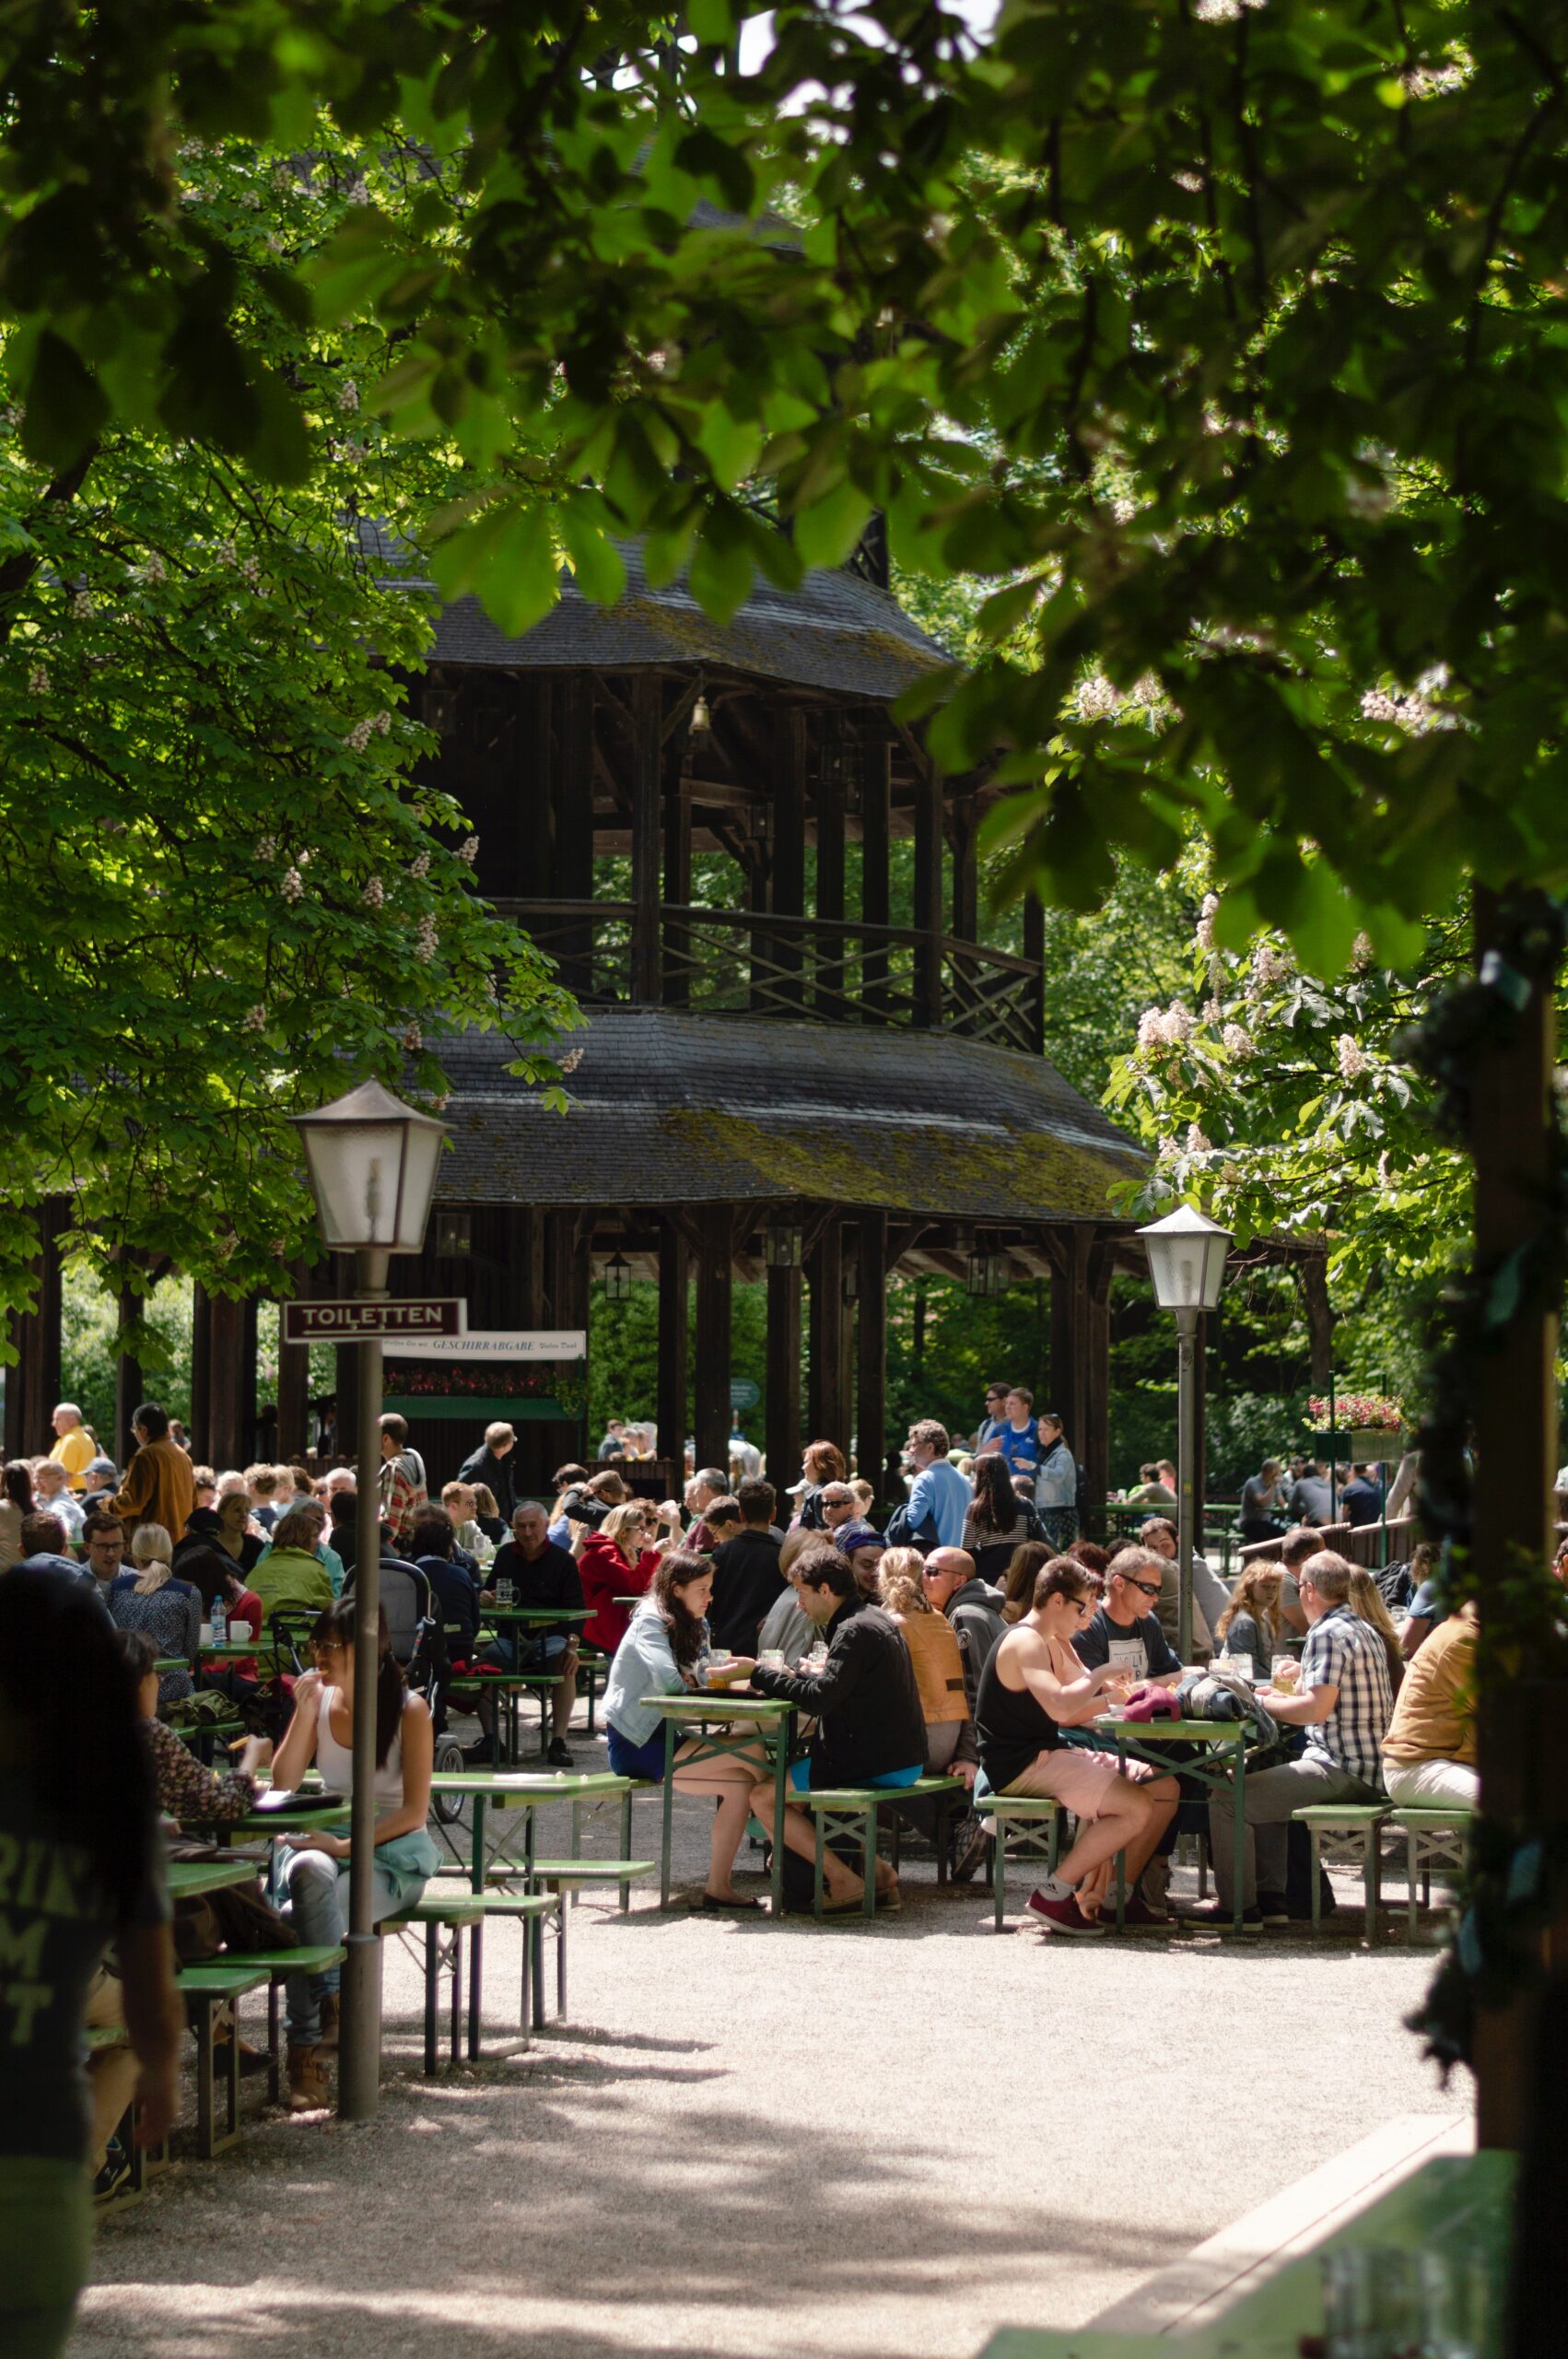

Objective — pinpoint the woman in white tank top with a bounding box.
[268,1599,437,2109]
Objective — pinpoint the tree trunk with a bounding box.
[1297,1253,1333,1390]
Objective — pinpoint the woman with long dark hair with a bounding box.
[0,1567,181,2357]
[0,1457,34,1569]
[267,1596,437,2110]
[603,1551,770,1909]
[1000,1539,1052,1624]
[961,1454,1045,1583]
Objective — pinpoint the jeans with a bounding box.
[1209,1754,1382,1908]
[275,1846,419,2045]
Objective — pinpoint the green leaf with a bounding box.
[558,504,627,606]
[686,0,738,41]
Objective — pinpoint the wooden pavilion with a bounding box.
[3,535,1150,1504]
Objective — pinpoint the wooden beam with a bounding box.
[1049,1227,1096,1458]
[205,1293,255,1473]
[766,1262,802,1499]
[663,711,694,1007]
[816,710,846,1015]
[693,1209,733,1473]
[860,728,892,1024]
[806,1220,845,1447]
[629,673,663,1003]
[1084,1238,1114,1511]
[772,709,807,1009]
[911,749,944,1028]
[1023,892,1046,1056]
[657,1217,690,1473]
[857,1209,889,1518]
[190,1283,212,1465]
[554,676,595,994]
[951,792,978,942]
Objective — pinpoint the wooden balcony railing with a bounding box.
[494,899,1044,1056]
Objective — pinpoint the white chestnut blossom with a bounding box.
[1202,999,1223,1025]
[403,1021,423,1051]
[1247,940,1291,996]
[559,1047,584,1074]
[1223,1023,1255,1058]
[1075,673,1121,722]
[1196,891,1220,951]
[456,835,480,865]
[132,552,167,585]
[410,851,430,879]
[281,866,304,903]
[255,836,276,863]
[362,874,384,910]
[1193,0,1241,17]
[1337,1034,1369,1081]
[1138,1001,1195,1050]
[239,187,261,210]
[243,1003,266,1031]
[28,663,49,695]
[1186,1123,1212,1154]
[345,716,375,754]
[337,380,359,413]
[415,915,439,963]
[71,591,92,619]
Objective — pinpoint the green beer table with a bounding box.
[644,1692,798,1915]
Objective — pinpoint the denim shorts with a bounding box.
[787,1759,923,1794]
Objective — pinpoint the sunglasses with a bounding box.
[1118,1576,1164,1600]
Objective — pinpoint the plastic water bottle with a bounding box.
[210,1594,227,1647]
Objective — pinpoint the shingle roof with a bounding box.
[360,522,954,702]
[434,1009,1145,1223]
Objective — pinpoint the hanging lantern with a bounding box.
[603,1250,632,1301]
[843,1260,860,1302]
[690,689,711,735]
[766,1222,803,1269]
[966,1249,1006,1298]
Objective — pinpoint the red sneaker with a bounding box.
[1025,1887,1106,1937]
[1119,1895,1170,1928]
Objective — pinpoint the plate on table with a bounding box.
[253,1788,345,1813]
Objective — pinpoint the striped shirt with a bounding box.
[1300,1606,1393,1787]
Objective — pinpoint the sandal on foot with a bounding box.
[701,1892,764,1911]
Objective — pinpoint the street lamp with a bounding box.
[603,1250,632,1301]
[291,1078,446,2122]
[1138,1204,1231,1661]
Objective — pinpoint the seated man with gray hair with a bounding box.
[1199,1551,1393,1932]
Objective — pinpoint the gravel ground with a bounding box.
[76,1722,1459,2359]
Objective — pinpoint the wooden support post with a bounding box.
[542,1211,587,1476]
[630,674,663,1004]
[772,710,807,1010]
[1049,1229,1095,1455]
[1023,895,1046,1056]
[912,753,944,1029]
[1084,1240,1113,1516]
[860,731,892,1024]
[114,1282,145,1470]
[191,1283,212,1464]
[765,1264,802,1497]
[693,1212,732,1476]
[816,710,847,1015]
[663,706,693,1007]
[275,1262,310,1461]
[3,1198,64,1461]
[807,1222,846,1448]
[857,1211,889,1517]
[206,1295,256,1473]
[1469,885,1562,2153]
[951,794,978,943]
[656,1219,690,1476]
[555,677,595,996]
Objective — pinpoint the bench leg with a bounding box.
[224,1997,240,2147]
[934,1803,948,1889]
[813,1811,826,1921]
[862,1809,875,1920]
[531,1909,546,2032]
[268,1979,282,2107]
[1311,1831,1322,1930]
[1048,1812,1060,1875]
[519,1906,533,2048]
[195,1997,216,2161]
[1408,1832,1420,1941]
[424,1924,439,2075]
[556,1902,568,2019]
[621,1790,633,1914]
[450,1924,463,2063]
[1363,1838,1380,1950]
[994,1824,1007,1932]
[468,1922,483,2064]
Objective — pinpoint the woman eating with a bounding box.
[268,1597,437,2109]
[976,1557,1178,1935]
[603,1553,771,1910]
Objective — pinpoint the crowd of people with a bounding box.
[1,1376,1495,2359]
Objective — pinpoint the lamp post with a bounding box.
[291,1078,447,2122]
[1137,1204,1232,1661]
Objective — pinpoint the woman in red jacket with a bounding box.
[577,1500,677,1652]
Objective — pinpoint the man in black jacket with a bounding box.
[750,1553,926,1912]
[708,1478,786,1655]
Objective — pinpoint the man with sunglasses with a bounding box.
[1072,1549,1182,1687]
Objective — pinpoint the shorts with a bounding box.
[482,1631,572,1673]
[788,1759,923,1794]
[607,1725,669,1781]
[1002,1747,1158,1819]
